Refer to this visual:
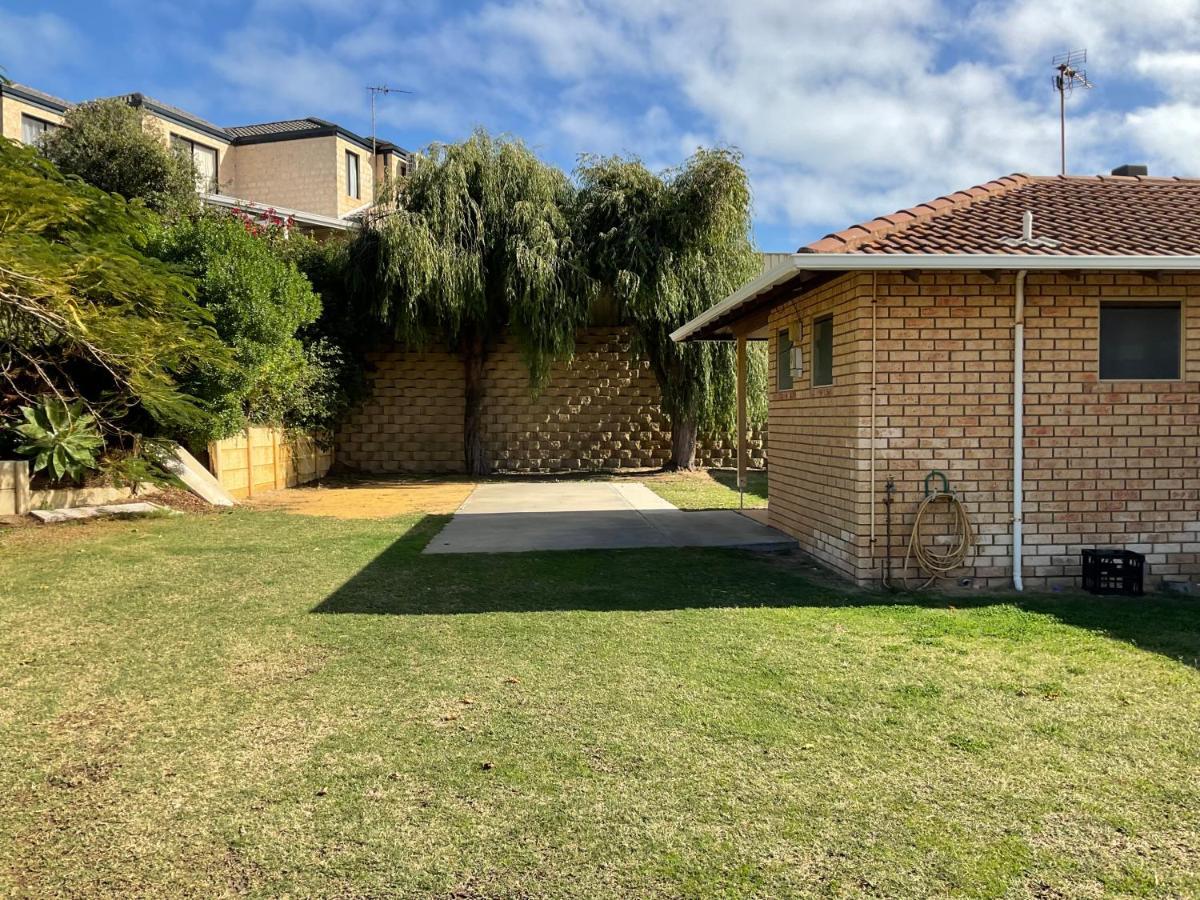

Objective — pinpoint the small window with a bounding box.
[776,328,793,391]
[170,134,218,193]
[346,150,360,199]
[1100,302,1181,380]
[20,114,57,146]
[812,315,834,386]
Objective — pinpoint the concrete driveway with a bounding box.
[423,481,795,554]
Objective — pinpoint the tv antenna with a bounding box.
[367,85,413,156]
[1052,50,1093,175]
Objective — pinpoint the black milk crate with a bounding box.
[1081,548,1145,596]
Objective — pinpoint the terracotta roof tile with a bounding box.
[802,173,1200,256]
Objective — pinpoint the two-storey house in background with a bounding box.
[0,81,408,236]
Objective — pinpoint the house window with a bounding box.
[346,150,360,199]
[170,134,218,193]
[812,315,834,386]
[1099,301,1181,380]
[20,114,58,146]
[776,328,793,391]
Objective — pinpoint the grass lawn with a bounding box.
[2,505,1199,897]
[645,468,769,509]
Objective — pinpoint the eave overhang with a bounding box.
[671,253,1200,342]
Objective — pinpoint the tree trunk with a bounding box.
[667,416,699,471]
[462,332,489,476]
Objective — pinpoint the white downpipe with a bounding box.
[1013,270,1027,592]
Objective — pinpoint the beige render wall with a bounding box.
[335,136,375,216]
[227,136,339,216]
[336,327,767,474]
[769,270,1200,590]
[1,96,65,143]
[141,113,233,192]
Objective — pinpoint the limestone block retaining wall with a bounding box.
[336,327,768,474]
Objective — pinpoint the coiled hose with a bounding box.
[901,490,975,590]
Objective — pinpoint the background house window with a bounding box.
[776,328,793,391]
[346,150,360,198]
[170,134,218,193]
[20,114,58,146]
[812,315,834,386]
[1099,301,1181,380]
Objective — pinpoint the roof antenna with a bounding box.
[1052,50,1093,176]
[367,85,413,157]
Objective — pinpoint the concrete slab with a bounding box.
[162,444,235,507]
[30,501,174,523]
[424,482,795,554]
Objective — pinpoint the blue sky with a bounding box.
[4,0,1198,249]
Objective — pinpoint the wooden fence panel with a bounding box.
[207,428,332,500]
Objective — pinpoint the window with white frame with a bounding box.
[20,114,59,146]
[1099,301,1182,380]
[346,150,361,199]
[170,134,218,193]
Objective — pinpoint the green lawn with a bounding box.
[2,508,1199,897]
[645,468,769,509]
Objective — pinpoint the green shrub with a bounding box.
[0,137,230,443]
[14,398,104,482]
[38,99,199,215]
[151,212,340,440]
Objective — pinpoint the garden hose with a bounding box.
[901,481,975,590]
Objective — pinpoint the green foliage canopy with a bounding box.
[574,149,759,437]
[0,137,227,448]
[351,130,593,384]
[151,213,338,440]
[39,98,199,214]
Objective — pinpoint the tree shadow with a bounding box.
[312,515,1200,672]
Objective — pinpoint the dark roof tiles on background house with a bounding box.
[804,174,1200,256]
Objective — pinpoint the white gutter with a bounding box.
[672,252,1200,342]
[201,193,356,232]
[1012,271,1027,593]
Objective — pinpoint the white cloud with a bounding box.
[0,10,82,79]
[196,0,1200,244]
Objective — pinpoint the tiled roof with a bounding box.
[803,174,1200,256]
[225,118,332,138]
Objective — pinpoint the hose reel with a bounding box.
[897,470,976,590]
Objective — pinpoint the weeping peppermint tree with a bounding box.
[350,131,592,474]
[574,149,759,470]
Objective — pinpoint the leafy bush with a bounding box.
[0,137,230,443]
[39,99,199,214]
[14,398,103,482]
[151,212,340,440]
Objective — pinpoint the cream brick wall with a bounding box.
[767,274,874,581]
[226,136,339,217]
[1,96,65,143]
[766,270,1200,590]
[335,137,375,216]
[336,327,767,474]
[142,113,233,193]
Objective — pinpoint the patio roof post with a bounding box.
[736,333,748,508]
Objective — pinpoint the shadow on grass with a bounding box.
[311,514,1200,671]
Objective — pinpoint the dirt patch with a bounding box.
[248,478,476,519]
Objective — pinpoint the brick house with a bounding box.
[0,81,408,236]
[674,171,1200,590]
